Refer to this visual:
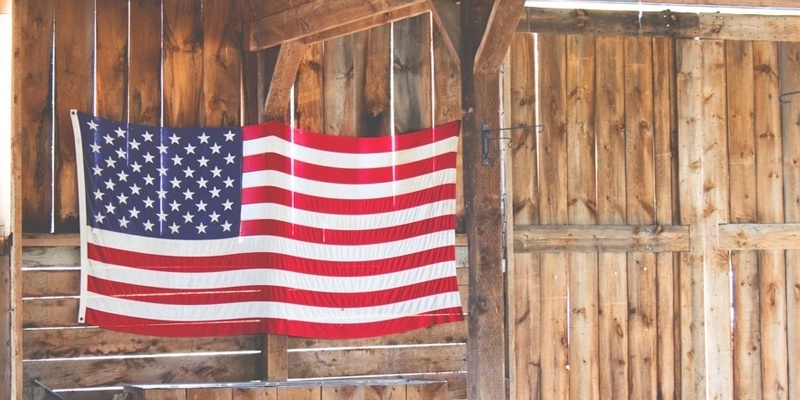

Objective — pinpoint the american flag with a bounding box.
[71,110,463,339]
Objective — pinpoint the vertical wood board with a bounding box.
[322,33,366,136]
[129,0,162,125]
[363,25,392,136]
[95,0,129,121]
[294,43,323,131]
[163,0,203,127]
[202,0,243,127]
[393,13,432,133]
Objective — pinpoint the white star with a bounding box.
[169,200,181,211]
[168,222,180,234]
[196,177,208,188]
[129,139,141,150]
[143,197,155,208]
[129,207,140,219]
[131,162,142,173]
[104,179,116,190]
[222,199,234,210]
[115,127,127,137]
[156,189,168,199]
[224,130,236,141]
[196,200,207,211]
[184,143,196,154]
[195,223,207,234]
[223,177,235,188]
[157,166,169,176]
[157,144,169,154]
[95,212,105,223]
[143,220,154,231]
[117,170,129,182]
[197,156,210,167]
[92,165,103,176]
[116,148,127,159]
[182,212,194,223]
[171,154,183,165]
[157,211,168,221]
[198,132,210,143]
[209,211,220,222]
[142,130,154,142]
[224,153,236,164]
[210,167,222,177]
[143,174,155,185]
[210,187,221,198]
[117,193,129,204]
[143,152,155,163]
[87,120,99,130]
[118,217,130,228]
[221,221,232,231]
[183,167,195,178]
[105,203,116,214]
[93,189,104,200]
[182,188,195,200]
[103,134,114,145]
[105,157,117,168]
[210,143,222,154]
[90,143,102,153]
[130,183,142,195]
[169,133,180,144]
[170,177,182,188]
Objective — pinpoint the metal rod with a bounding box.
[780,90,800,104]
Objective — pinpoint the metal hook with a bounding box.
[780,90,800,104]
[482,123,545,165]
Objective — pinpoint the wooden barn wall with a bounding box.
[507,33,800,400]
[13,1,468,399]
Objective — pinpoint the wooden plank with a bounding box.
[247,0,426,50]
[635,0,800,7]
[698,14,800,42]
[565,34,598,400]
[275,386,320,400]
[203,0,243,127]
[429,0,460,66]
[432,19,464,232]
[623,36,658,400]
[537,34,569,400]
[23,328,260,359]
[507,32,540,400]
[22,246,79,267]
[53,0,92,232]
[95,0,129,121]
[23,298,79,328]
[232,387,277,400]
[14,0,54,233]
[22,233,80,247]
[322,33,366,136]
[473,0,526,75]
[725,40,762,400]
[363,25,392,137]
[263,41,304,121]
[289,345,465,378]
[753,40,789,400]
[460,0,509,398]
[294,42,323,131]
[593,35,629,400]
[1,254,10,400]
[300,3,430,45]
[517,8,701,38]
[22,269,78,297]
[652,35,678,400]
[719,223,800,250]
[163,0,203,127]
[186,388,232,400]
[288,320,467,349]
[676,38,733,400]
[393,13,432,133]
[129,388,186,400]
[23,353,261,389]
[407,381,447,400]
[129,0,162,125]
[780,41,800,400]
[513,224,688,252]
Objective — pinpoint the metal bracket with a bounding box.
[482,123,545,165]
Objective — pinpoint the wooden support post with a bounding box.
[460,1,524,399]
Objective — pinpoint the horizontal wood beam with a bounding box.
[518,8,800,42]
[247,0,427,51]
[513,224,690,253]
[301,2,430,45]
[527,0,800,9]
[719,223,800,250]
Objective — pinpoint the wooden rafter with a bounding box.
[429,0,461,66]
[263,40,305,121]
[247,0,427,51]
[473,0,526,75]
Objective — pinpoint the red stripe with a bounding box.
[241,184,455,213]
[87,275,459,308]
[242,120,460,153]
[87,242,455,276]
[84,307,464,339]
[239,216,454,244]
[242,152,456,184]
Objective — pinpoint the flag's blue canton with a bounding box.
[77,113,242,240]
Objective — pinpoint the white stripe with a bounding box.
[242,135,459,169]
[88,261,458,293]
[83,291,463,324]
[241,169,455,200]
[88,228,455,261]
[240,200,455,229]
